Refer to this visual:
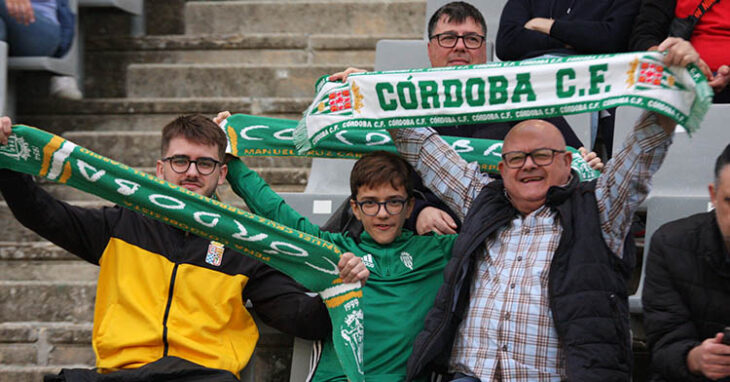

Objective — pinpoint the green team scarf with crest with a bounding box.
[293,52,713,152]
[0,125,366,381]
[221,113,600,181]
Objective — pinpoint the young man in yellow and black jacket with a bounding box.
[0,115,345,382]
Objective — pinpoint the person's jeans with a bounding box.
[0,1,60,56]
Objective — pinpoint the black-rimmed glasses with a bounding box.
[501,148,566,169]
[429,32,485,49]
[162,155,221,175]
[355,199,409,216]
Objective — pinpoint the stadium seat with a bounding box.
[78,0,144,36]
[7,0,80,77]
[619,104,730,313]
[0,42,7,115]
[78,0,143,15]
[628,195,712,313]
[278,192,348,381]
[615,104,730,198]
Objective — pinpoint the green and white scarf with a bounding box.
[222,113,600,181]
[0,125,366,380]
[294,52,712,152]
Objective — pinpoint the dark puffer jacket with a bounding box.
[643,211,730,382]
[407,173,636,381]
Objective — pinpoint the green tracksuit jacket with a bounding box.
[227,159,456,381]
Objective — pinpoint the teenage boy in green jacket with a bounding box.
[226,150,456,381]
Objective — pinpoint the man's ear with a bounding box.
[498,160,505,176]
[563,151,573,166]
[709,183,717,208]
[156,160,164,179]
[350,198,363,222]
[218,164,228,185]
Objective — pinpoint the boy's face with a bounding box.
[350,182,414,245]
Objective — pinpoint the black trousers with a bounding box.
[44,356,240,382]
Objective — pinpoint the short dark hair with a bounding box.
[427,1,487,37]
[161,114,227,161]
[350,151,414,199]
[715,144,730,184]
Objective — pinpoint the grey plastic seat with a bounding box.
[628,195,712,313]
[621,104,730,313]
[615,104,730,198]
[278,192,348,382]
[78,0,142,15]
[0,41,7,115]
[7,0,80,77]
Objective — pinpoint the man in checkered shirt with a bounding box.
[393,37,702,382]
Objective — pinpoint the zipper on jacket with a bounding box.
[162,263,180,356]
[409,221,494,378]
[409,205,515,380]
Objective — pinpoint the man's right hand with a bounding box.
[0,116,12,145]
[6,0,35,25]
[213,111,231,125]
[329,67,366,83]
[687,333,730,379]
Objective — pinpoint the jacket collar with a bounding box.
[359,229,414,248]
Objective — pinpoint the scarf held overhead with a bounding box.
[0,125,366,381]
[294,52,712,152]
[222,113,600,181]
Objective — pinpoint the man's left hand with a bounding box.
[338,252,369,285]
[524,17,554,35]
[416,206,458,235]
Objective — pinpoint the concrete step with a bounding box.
[0,260,98,282]
[0,281,96,323]
[16,97,310,135]
[0,322,94,372]
[0,242,75,261]
[184,0,425,35]
[0,243,96,282]
[0,365,76,382]
[86,33,405,63]
[126,64,358,98]
[0,321,294,381]
[84,33,404,98]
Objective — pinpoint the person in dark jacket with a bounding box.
[496,0,641,158]
[324,1,602,239]
[495,0,640,60]
[389,37,697,382]
[0,115,366,382]
[643,144,730,381]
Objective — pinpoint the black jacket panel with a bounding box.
[643,211,730,382]
[407,173,634,381]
